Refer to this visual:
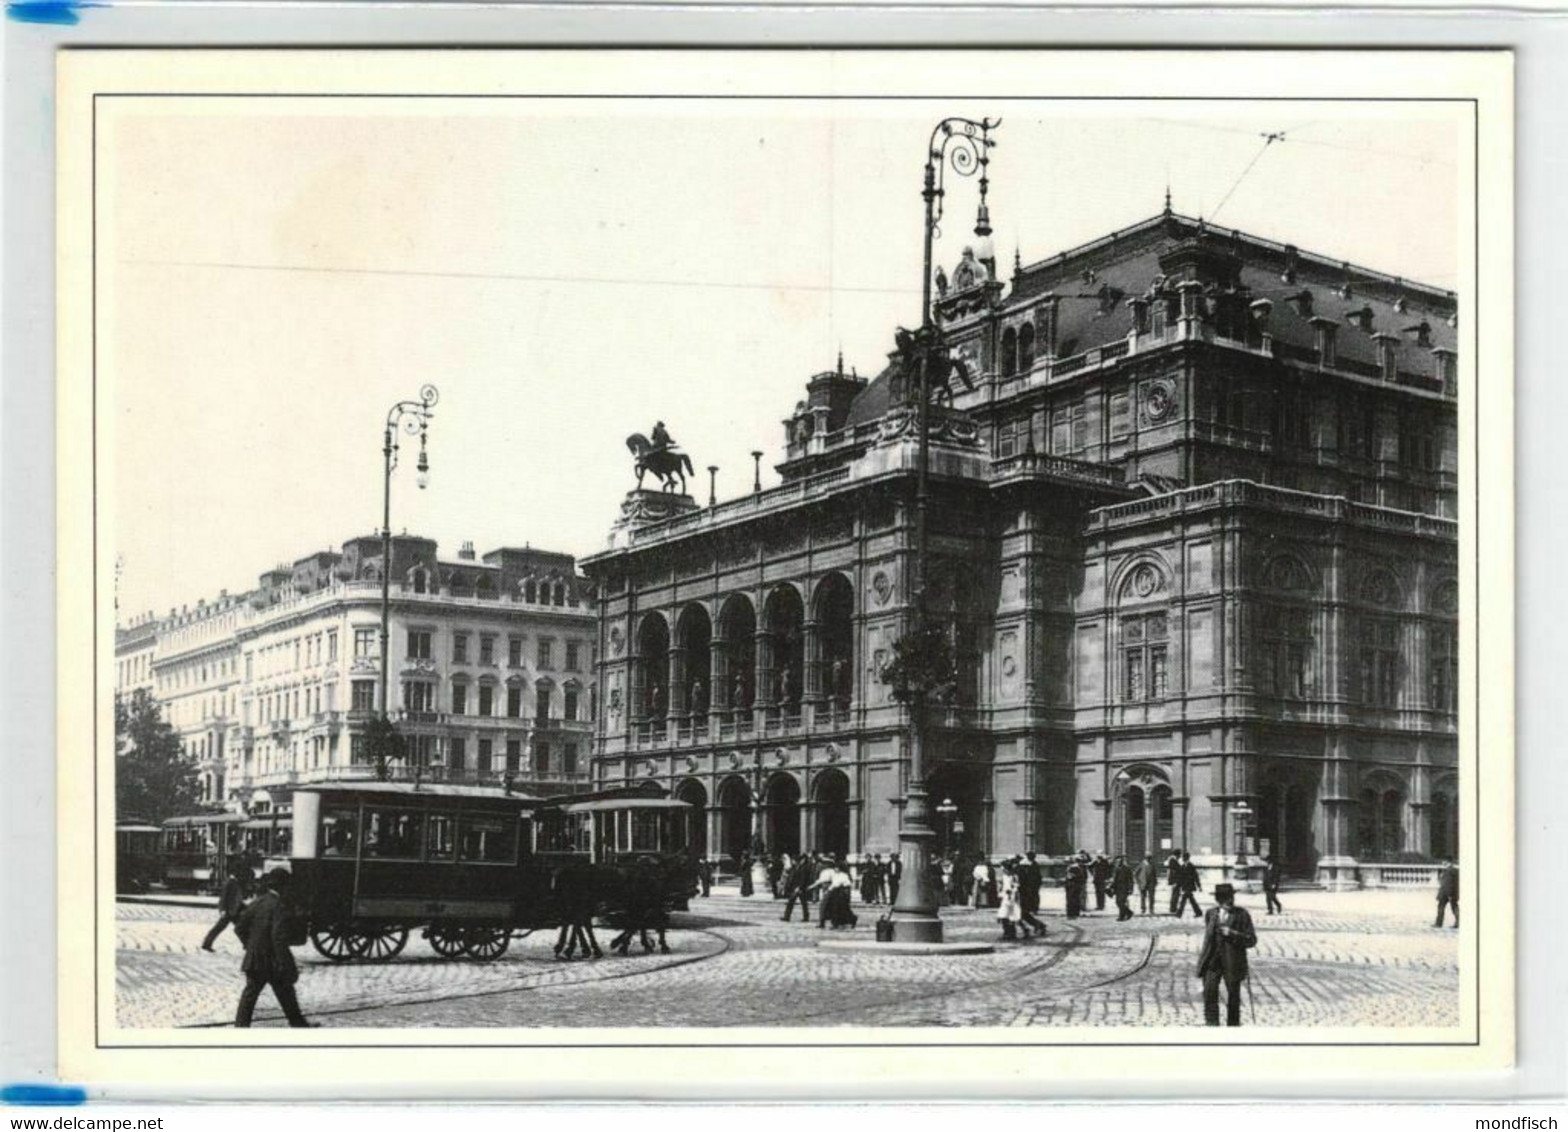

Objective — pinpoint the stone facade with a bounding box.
[115,536,598,813]
[585,210,1459,887]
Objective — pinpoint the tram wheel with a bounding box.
[426,926,469,959]
[310,925,366,962]
[358,926,409,962]
[465,927,510,960]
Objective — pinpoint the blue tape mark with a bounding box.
[1,1084,89,1105]
[6,1,101,24]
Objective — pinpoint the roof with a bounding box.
[163,813,248,827]
[558,797,695,814]
[291,782,543,805]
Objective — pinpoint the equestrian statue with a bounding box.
[625,420,695,494]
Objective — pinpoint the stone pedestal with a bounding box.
[607,489,700,547]
[1316,855,1361,891]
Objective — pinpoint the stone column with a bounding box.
[803,618,824,705]
[709,637,729,712]
[668,644,688,719]
[753,629,774,709]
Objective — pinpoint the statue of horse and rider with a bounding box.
[625,420,695,494]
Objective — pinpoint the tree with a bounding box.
[880,622,959,717]
[361,715,406,781]
[115,690,202,823]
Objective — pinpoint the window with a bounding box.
[536,685,553,721]
[477,738,493,773]
[563,688,579,722]
[407,630,432,660]
[1050,402,1088,454]
[508,636,523,668]
[994,415,1029,459]
[451,683,468,716]
[479,635,496,666]
[458,812,517,864]
[477,684,494,717]
[426,813,456,860]
[506,686,522,718]
[566,641,581,672]
[537,639,553,669]
[563,743,578,775]
[449,736,465,769]
[506,739,521,773]
[452,632,469,664]
[404,681,435,713]
[1000,327,1017,377]
[1260,607,1313,699]
[1359,620,1402,707]
[363,807,424,860]
[320,805,359,857]
[1018,323,1036,373]
[1120,613,1169,702]
[327,631,338,662]
[1430,626,1458,713]
[533,741,550,773]
[353,628,376,658]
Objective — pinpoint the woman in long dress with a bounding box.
[739,852,754,897]
[826,857,858,929]
[859,855,880,905]
[996,860,1024,941]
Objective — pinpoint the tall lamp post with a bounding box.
[937,797,958,858]
[379,385,440,730]
[888,116,998,945]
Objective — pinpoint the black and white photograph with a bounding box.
[53,49,1511,1078]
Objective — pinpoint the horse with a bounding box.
[625,433,694,494]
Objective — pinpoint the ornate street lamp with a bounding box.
[936,797,958,858]
[887,117,999,945]
[379,385,439,731]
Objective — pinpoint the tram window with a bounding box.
[459,813,517,864]
[363,808,426,860]
[631,810,661,852]
[320,806,359,857]
[426,813,457,862]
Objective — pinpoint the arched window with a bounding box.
[633,614,671,721]
[764,586,806,710]
[411,568,427,595]
[676,605,713,717]
[524,579,537,603]
[1000,327,1017,377]
[475,575,495,600]
[554,582,566,606]
[1018,323,1036,372]
[813,574,855,708]
[717,595,757,713]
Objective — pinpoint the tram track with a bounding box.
[178,927,734,1029]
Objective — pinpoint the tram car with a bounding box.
[287,782,699,963]
[160,811,248,892]
[115,821,163,893]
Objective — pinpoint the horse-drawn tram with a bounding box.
[289,781,698,963]
[160,812,248,891]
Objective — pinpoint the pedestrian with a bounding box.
[1165,849,1184,915]
[971,858,990,909]
[1091,853,1112,912]
[940,857,956,906]
[780,853,816,922]
[996,860,1024,941]
[768,853,785,899]
[699,857,713,899]
[1196,882,1257,1027]
[1174,851,1203,919]
[819,855,857,929]
[1017,851,1048,937]
[233,868,314,1028]
[1134,854,1158,916]
[860,854,881,906]
[811,855,837,929]
[202,860,254,952]
[1112,855,1136,921]
[1064,854,1086,919]
[1434,860,1459,928]
[739,851,754,897]
[1262,854,1284,915]
[887,852,902,904]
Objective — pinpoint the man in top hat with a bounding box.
[1196,882,1257,1027]
[1174,850,1204,919]
[1111,855,1136,922]
[1134,854,1159,916]
[1262,853,1284,915]
[1090,853,1112,912]
[1017,851,1047,937]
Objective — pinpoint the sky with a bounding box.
[103,98,1464,620]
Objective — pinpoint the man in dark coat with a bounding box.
[886,852,903,905]
[233,868,313,1028]
[780,853,817,923]
[1165,850,1184,914]
[1262,854,1284,915]
[698,856,713,899]
[767,854,786,899]
[1091,853,1112,912]
[1064,855,1086,919]
[1197,882,1257,1026]
[1134,854,1159,916]
[1112,855,1136,921]
[1017,851,1047,937]
[202,861,253,952]
[1434,861,1459,928]
[1174,850,1203,919]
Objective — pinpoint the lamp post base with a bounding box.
[886,913,944,944]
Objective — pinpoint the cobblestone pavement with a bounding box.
[116,887,1459,1030]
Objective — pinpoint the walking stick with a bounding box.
[1245,973,1256,1025]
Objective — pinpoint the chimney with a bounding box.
[1280,245,1299,284]
[458,541,476,561]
